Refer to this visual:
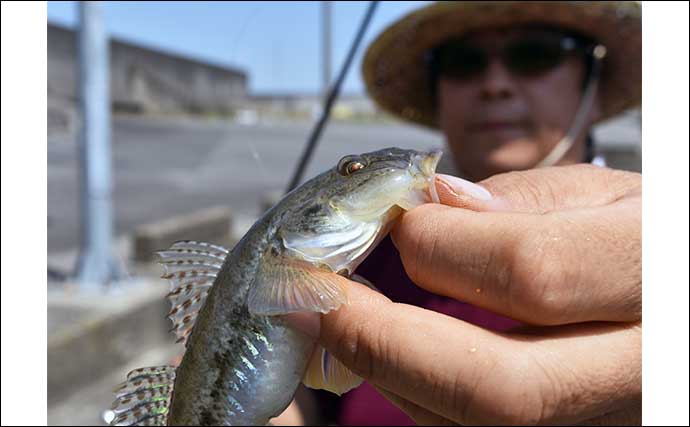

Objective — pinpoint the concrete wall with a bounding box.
[48,22,247,131]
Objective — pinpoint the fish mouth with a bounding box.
[413,149,443,178]
[412,149,443,204]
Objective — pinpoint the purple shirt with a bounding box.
[328,236,520,426]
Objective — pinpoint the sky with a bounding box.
[47,1,430,95]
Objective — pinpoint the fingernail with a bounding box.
[436,173,493,200]
[282,312,321,339]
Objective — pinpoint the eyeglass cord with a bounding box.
[534,45,607,168]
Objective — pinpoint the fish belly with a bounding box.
[168,316,314,426]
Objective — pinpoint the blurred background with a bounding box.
[46,1,641,425]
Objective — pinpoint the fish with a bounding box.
[107,147,442,426]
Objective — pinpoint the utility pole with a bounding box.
[321,1,332,101]
[75,1,126,289]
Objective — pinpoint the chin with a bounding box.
[458,154,536,180]
[490,155,537,171]
[487,141,540,169]
[449,135,542,179]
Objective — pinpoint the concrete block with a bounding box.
[133,205,233,262]
[47,283,171,406]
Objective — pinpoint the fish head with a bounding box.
[327,147,443,219]
[276,147,443,274]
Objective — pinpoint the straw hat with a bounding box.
[362,1,641,129]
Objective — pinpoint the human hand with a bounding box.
[317,165,642,425]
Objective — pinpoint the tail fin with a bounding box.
[108,365,176,426]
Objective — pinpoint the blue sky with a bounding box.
[47,1,430,95]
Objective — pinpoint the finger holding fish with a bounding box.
[392,165,641,325]
[316,283,640,426]
[433,164,641,213]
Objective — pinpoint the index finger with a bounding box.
[435,164,640,213]
[392,195,641,325]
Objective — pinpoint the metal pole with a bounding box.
[321,1,332,101]
[75,1,126,288]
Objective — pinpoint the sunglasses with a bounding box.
[432,34,594,80]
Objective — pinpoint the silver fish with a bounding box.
[107,147,442,426]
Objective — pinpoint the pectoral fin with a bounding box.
[248,252,351,316]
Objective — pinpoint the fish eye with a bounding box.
[338,156,367,176]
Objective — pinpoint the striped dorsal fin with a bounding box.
[156,240,229,346]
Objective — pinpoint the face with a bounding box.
[436,27,601,180]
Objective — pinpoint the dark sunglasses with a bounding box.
[431,34,594,80]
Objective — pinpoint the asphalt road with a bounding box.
[47,116,444,253]
[48,112,640,254]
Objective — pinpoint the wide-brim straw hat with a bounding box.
[362,1,641,129]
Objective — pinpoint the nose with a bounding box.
[479,58,516,100]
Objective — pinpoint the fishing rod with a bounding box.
[285,1,379,194]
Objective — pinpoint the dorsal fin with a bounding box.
[109,365,176,426]
[156,240,227,265]
[156,240,229,346]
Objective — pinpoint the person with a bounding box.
[280,1,641,425]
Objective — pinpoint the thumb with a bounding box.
[435,164,640,213]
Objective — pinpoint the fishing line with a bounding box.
[228,4,267,176]
[285,1,380,194]
[247,140,269,183]
[228,4,263,66]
